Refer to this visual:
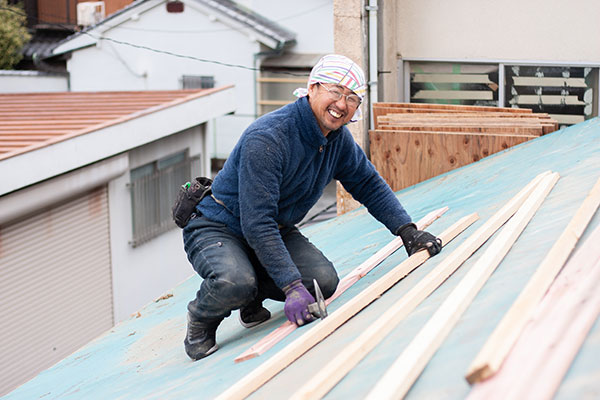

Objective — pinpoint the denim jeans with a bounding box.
[183,216,339,322]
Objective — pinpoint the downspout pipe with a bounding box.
[366,0,378,131]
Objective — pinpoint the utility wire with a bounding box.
[1,5,311,77]
[92,1,331,34]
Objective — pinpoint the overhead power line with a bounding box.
[1,5,314,77]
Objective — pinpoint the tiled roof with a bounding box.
[0,89,220,161]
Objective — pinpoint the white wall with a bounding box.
[0,71,68,93]
[108,126,205,322]
[67,0,258,160]
[243,0,334,54]
[396,0,600,63]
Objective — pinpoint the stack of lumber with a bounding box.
[370,103,559,192]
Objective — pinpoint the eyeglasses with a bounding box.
[317,83,361,108]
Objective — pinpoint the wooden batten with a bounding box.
[234,207,449,363]
[217,214,477,400]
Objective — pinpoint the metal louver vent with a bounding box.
[410,62,499,106]
[506,66,594,126]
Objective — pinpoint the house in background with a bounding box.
[0,86,235,395]
[46,0,334,169]
[6,0,137,92]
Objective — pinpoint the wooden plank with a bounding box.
[372,129,537,139]
[234,207,450,363]
[216,214,478,400]
[369,130,533,192]
[379,112,551,119]
[365,172,559,400]
[377,124,543,136]
[289,173,552,400]
[467,223,600,400]
[465,176,600,384]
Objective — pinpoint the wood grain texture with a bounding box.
[466,176,600,384]
[369,130,533,192]
[467,223,600,400]
[365,172,559,400]
[216,215,476,400]
[291,172,551,400]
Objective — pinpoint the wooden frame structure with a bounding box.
[289,172,553,399]
[365,172,559,400]
[216,214,477,400]
[234,207,449,363]
[466,176,600,383]
[468,222,600,400]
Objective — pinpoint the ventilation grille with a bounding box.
[410,62,499,106]
[506,66,594,126]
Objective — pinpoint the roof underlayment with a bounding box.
[6,117,600,399]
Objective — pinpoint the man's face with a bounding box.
[308,83,360,136]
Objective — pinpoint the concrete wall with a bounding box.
[0,71,68,93]
[395,0,600,63]
[108,126,205,322]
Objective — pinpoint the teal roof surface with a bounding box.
[5,118,600,399]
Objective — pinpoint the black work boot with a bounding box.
[239,299,271,328]
[184,313,221,361]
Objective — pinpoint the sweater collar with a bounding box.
[295,96,344,148]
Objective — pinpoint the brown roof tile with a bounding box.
[0,88,226,161]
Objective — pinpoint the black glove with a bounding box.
[397,223,442,257]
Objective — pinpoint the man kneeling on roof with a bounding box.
[181,54,442,361]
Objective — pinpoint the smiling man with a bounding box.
[181,54,442,361]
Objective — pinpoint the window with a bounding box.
[258,53,320,116]
[181,75,215,89]
[128,151,201,247]
[257,71,308,116]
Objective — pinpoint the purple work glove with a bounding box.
[283,279,316,326]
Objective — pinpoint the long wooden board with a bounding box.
[290,172,552,400]
[466,176,600,384]
[216,214,477,400]
[467,223,600,400]
[365,172,559,400]
[377,124,543,136]
[234,207,449,363]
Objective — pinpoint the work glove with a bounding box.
[282,279,316,326]
[397,223,442,257]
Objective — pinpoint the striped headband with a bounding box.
[293,54,367,122]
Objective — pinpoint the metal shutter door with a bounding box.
[0,186,113,396]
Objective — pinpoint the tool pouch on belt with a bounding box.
[172,177,213,228]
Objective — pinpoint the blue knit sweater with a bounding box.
[196,96,411,288]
